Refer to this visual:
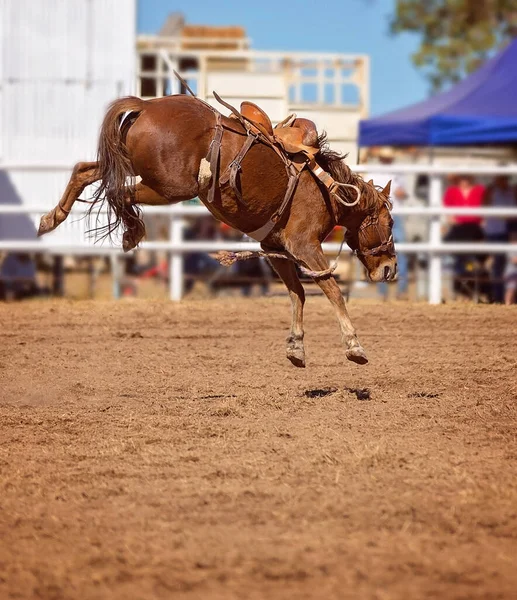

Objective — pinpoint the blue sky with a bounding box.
[137,0,429,117]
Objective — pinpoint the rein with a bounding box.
[210,236,347,280]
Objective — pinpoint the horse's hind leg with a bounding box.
[129,182,170,207]
[267,256,306,368]
[38,162,100,236]
[122,182,171,252]
[291,243,368,365]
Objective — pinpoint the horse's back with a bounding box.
[133,94,214,135]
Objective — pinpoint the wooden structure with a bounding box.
[137,15,369,158]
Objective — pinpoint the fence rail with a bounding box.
[1,163,517,303]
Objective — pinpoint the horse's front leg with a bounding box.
[291,242,368,365]
[38,162,100,236]
[267,255,306,367]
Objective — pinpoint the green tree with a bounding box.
[390,0,517,90]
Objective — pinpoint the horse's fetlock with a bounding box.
[287,333,304,346]
[342,332,359,348]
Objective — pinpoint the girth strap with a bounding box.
[207,113,224,204]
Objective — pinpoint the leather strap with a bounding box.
[271,165,300,222]
[213,91,243,121]
[207,113,223,204]
[220,132,258,204]
[309,159,334,188]
[213,91,271,138]
[208,93,314,242]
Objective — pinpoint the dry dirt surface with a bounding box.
[1,298,516,600]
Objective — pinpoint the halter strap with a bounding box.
[352,201,395,258]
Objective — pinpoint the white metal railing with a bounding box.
[1,163,517,303]
[136,45,369,112]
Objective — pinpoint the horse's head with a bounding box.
[344,181,397,282]
[312,144,398,283]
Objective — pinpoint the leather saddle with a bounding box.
[207,91,354,241]
[239,101,320,159]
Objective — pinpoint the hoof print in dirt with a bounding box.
[408,391,440,399]
[304,387,337,398]
[345,387,371,401]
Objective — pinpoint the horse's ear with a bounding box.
[367,179,374,186]
[382,180,392,197]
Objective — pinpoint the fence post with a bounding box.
[428,175,443,304]
[169,209,184,301]
[110,254,121,299]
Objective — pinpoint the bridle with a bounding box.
[346,201,396,259]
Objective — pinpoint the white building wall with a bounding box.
[0,0,136,243]
[205,72,288,124]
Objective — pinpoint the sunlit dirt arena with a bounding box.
[1,298,516,599]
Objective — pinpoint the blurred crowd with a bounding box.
[368,148,517,305]
[443,173,517,304]
[1,165,517,303]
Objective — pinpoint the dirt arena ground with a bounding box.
[1,298,516,599]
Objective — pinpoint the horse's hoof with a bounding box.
[346,346,368,365]
[287,347,306,368]
[38,206,70,237]
[38,210,58,237]
[37,217,50,237]
[122,234,135,252]
[122,222,146,252]
[122,231,139,252]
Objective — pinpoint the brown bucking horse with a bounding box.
[38,93,397,367]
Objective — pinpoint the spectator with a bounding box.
[368,147,409,300]
[443,175,485,296]
[504,227,517,305]
[483,176,517,303]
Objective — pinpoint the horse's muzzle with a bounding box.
[384,263,398,281]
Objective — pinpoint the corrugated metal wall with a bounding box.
[0,0,136,243]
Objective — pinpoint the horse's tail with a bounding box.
[90,96,145,242]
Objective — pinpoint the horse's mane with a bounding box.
[316,133,391,212]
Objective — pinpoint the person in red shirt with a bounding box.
[443,175,485,296]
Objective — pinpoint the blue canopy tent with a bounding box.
[359,39,517,147]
